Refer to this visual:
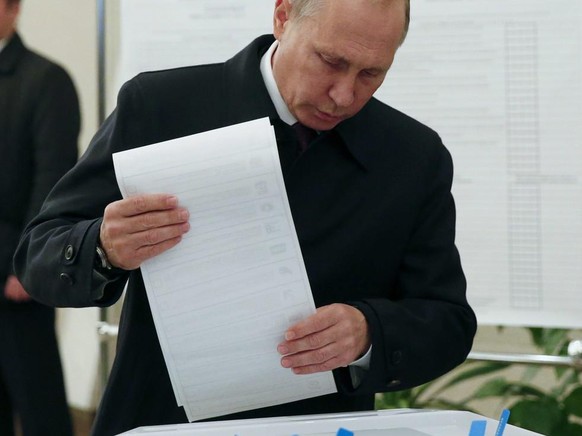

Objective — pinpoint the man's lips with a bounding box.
[315,109,343,122]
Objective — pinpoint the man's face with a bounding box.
[272,0,405,131]
[0,0,19,41]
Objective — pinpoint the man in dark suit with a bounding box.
[0,0,79,434]
[14,0,476,435]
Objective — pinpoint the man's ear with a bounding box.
[7,1,21,20]
[273,0,292,40]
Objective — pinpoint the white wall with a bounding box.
[18,0,101,411]
[19,0,98,151]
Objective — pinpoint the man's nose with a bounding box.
[329,74,356,108]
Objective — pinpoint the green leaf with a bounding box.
[376,389,417,409]
[556,340,570,357]
[550,422,582,436]
[409,382,434,403]
[554,365,567,380]
[507,383,549,398]
[528,328,568,354]
[472,378,512,399]
[564,386,582,417]
[436,362,509,393]
[471,379,549,400]
[553,341,572,379]
[554,371,579,399]
[510,398,565,435]
[473,378,553,399]
[521,365,541,384]
[529,328,545,348]
[542,329,568,354]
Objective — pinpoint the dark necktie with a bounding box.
[292,122,318,153]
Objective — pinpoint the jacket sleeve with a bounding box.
[340,141,476,395]
[13,78,153,308]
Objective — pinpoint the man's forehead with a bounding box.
[303,2,402,67]
[309,0,406,42]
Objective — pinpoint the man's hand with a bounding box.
[4,275,32,302]
[277,303,370,374]
[100,194,190,270]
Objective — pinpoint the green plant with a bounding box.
[376,328,582,436]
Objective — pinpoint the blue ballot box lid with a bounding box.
[117,409,543,436]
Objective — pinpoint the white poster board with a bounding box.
[112,0,582,329]
[379,0,582,328]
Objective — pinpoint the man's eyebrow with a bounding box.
[319,49,348,64]
[319,49,387,74]
[363,66,386,75]
[314,47,388,74]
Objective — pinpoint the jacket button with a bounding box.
[386,379,401,388]
[59,273,74,285]
[392,350,402,365]
[64,245,74,260]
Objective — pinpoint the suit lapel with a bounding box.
[222,35,279,126]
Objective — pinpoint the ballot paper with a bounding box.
[112,117,337,421]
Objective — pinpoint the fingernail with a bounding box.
[167,196,178,206]
[285,331,296,341]
[180,209,190,220]
[281,358,291,368]
[278,345,288,355]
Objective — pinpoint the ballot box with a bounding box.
[118,409,543,435]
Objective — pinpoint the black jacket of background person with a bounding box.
[1,33,79,301]
[14,35,476,435]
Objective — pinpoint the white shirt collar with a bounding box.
[0,39,8,54]
[260,40,297,126]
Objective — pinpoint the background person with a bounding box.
[0,0,79,434]
[14,0,476,435]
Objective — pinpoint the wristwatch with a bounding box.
[95,243,112,270]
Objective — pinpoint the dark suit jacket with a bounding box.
[0,32,78,435]
[14,35,476,436]
[0,33,79,299]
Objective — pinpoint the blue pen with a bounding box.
[336,428,354,436]
[495,409,510,436]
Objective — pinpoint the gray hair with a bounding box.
[289,0,410,45]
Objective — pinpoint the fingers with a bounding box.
[110,194,181,218]
[283,305,336,342]
[277,304,370,374]
[280,343,346,374]
[100,194,191,270]
[4,276,32,302]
